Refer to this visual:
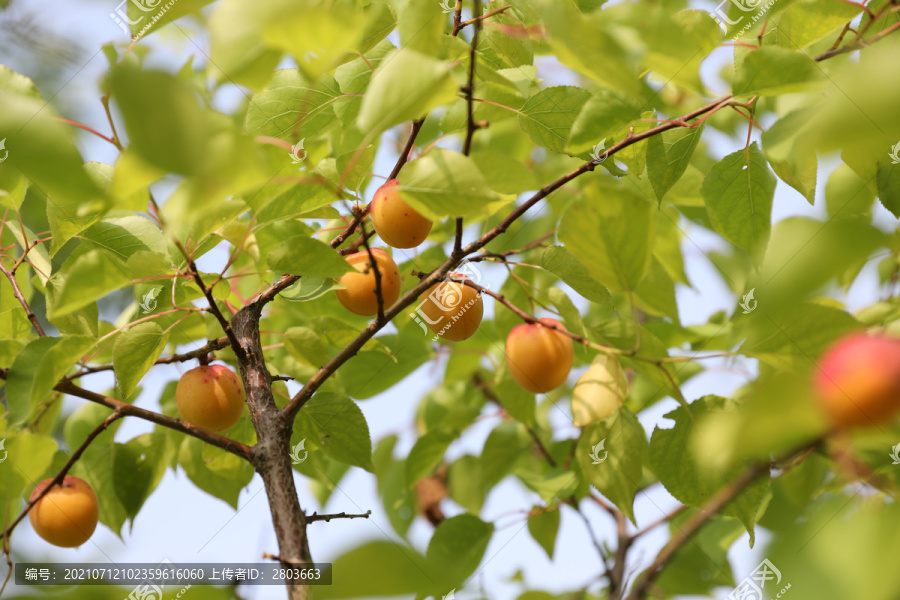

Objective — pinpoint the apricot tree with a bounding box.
[2,0,900,599]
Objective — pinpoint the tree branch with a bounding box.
[22,377,253,460]
[387,118,425,180]
[622,461,771,600]
[357,220,386,325]
[0,410,123,544]
[175,242,245,359]
[814,18,900,60]
[460,3,511,27]
[472,372,557,467]
[0,263,45,337]
[306,510,372,523]
[67,336,230,379]
[252,206,369,307]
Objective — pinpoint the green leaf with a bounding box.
[112,431,172,524]
[529,0,640,95]
[0,431,58,501]
[338,332,431,399]
[399,0,446,57]
[126,0,216,39]
[761,108,817,204]
[754,216,883,311]
[357,48,457,136]
[826,163,875,218]
[470,151,538,194]
[634,258,679,321]
[178,435,254,509]
[656,515,741,595]
[701,142,777,254]
[396,148,500,219]
[279,276,343,302]
[559,182,656,292]
[267,235,354,278]
[572,355,627,427]
[262,3,372,80]
[567,87,644,154]
[316,541,430,599]
[80,214,170,264]
[540,246,613,306]
[517,86,591,153]
[296,392,373,471]
[740,302,860,371]
[245,70,342,140]
[448,455,485,514]
[877,162,900,218]
[647,124,704,203]
[649,396,770,544]
[425,514,494,591]
[208,0,288,90]
[733,46,822,96]
[0,84,105,223]
[527,507,560,559]
[50,249,132,318]
[769,498,900,600]
[406,432,450,487]
[481,422,533,487]
[111,66,209,175]
[773,0,862,50]
[576,407,646,523]
[284,326,330,366]
[113,322,169,400]
[6,335,94,423]
[373,436,417,538]
[494,362,536,425]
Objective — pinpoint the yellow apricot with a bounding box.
[29,476,99,547]
[176,364,246,431]
[506,318,574,393]
[370,179,432,249]
[335,249,402,316]
[420,276,483,342]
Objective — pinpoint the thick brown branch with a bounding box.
[0,263,45,337]
[0,410,123,543]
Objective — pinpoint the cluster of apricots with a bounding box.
[336,180,576,392]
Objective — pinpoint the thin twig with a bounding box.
[0,263,45,336]
[357,220,386,324]
[68,337,230,379]
[306,510,372,523]
[459,3,511,27]
[473,373,557,467]
[175,241,245,359]
[387,119,425,180]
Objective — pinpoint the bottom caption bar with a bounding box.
[15,562,332,586]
